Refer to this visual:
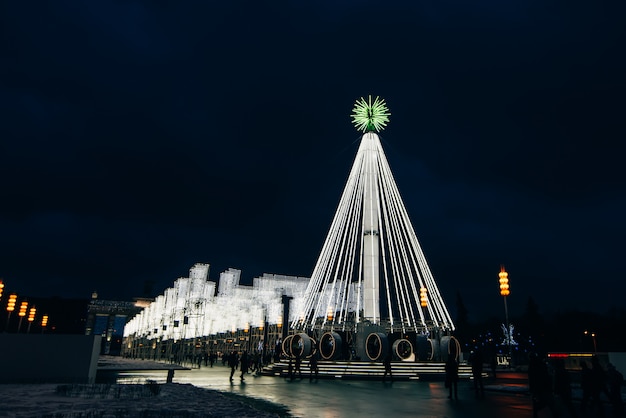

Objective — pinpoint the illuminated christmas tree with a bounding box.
[296,96,454,334]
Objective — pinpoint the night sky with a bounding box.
[2,2,624,321]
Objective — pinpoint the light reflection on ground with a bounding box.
[121,365,536,418]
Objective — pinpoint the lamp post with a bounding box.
[18,301,28,333]
[27,306,36,333]
[499,266,511,366]
[6,293,17,331]
[584,330,597,353]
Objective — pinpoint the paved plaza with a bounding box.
[117,365,543,417]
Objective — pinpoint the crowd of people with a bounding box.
[166,339,624,416]
[528,353,623,417]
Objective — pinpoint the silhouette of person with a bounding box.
[553,358,576,417]
[383,351,393,382]
[528,352,555,418]
[580,360,593,413]
[470,349,485,398]
[491,352,498,379]
[287,356,294,381]
[274,339,282,363]
[606,363,624,416]
[309,352,319,381]
[228,351,239,381]
[589,355,608,416]
[294,354,302,379]
[445,356,459,400]
[240,350,249,381]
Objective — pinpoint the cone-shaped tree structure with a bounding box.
[295,96,454,334]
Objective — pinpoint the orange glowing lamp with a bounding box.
[7,294,17,312]
[420,287,428,307]
[18,301,28,317]
[499,266,510,296]
[28,307,36,322]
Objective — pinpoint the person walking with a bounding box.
[445,356,459,400]
[309,352,319,382]
[606,363,624,416]
[287,356,294,381]
[553,358,576,417]
[383,351,393,382]
[589,355,608,416]
[294,354,302,379]
[228,351,239,381]
[470,349,485,399]
[580,360,593,413]
[240,350,249,381]
[528,352,556,418]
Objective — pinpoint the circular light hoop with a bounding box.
[426,339,436,361]
[440,335,460,362]
[365,332,389,361]
[392,338,414,361]
[291,333,313,358]
[416,335,432,361]
[320,332,342,360]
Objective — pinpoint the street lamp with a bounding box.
[18,301,28,332]
[41,315,49,333]
[499,266,511,365]
[6,293,17,331]
[27,306,36,333]
[584,330,597,353]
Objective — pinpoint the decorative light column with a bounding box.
[27,306,36,333]
[498,266,511,366]
[18,301,28,332]
[41,315,49,333]
[420,287,428,307]
[6,293,17,331]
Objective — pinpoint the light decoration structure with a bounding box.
[124,98,456,351]
[295,96,455,334]
[124,264,309,342]
[351,95,391,133]
[0,280,4,299]
[501,323,518,347]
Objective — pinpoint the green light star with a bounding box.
[351,95,391,133]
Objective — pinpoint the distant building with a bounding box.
[85,294,146,355]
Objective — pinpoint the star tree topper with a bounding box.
[351,95,391,133]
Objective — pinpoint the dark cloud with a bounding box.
[1,1,625,320]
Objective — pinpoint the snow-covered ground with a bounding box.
[0,356,290,417]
